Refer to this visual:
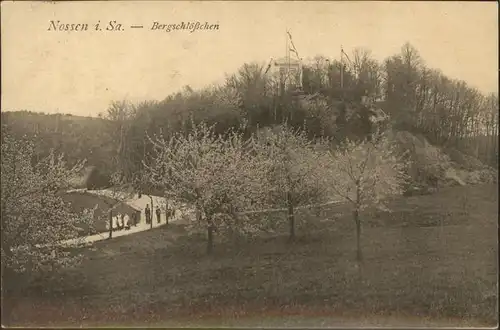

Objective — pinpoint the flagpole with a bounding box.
[283,31,287,90]
[340,44,344,90]
[286,30,290,87]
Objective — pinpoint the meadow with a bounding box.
[10,184,498,327]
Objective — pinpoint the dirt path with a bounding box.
[62,212,187,246]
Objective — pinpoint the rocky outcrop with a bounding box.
[391,130,497,195]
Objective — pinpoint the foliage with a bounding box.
[101,100,138,181]
[1,111,115,176]
[1,132,95,275]
[325,130,409,262]
[252,125,330,238]
[146,122,267,251]
[327,131,409,212]
[2,42,497,192]
[256,125,329,207]
[383,43,498,167]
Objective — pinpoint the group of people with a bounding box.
[144,204,175,225]
[107,204,176,232]
[107,213,133,231]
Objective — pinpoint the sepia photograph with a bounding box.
[1,1,498,327]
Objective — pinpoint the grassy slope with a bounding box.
[10,184,498,327]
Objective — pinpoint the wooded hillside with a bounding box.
[2,43,497,182]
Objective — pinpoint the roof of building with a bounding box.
[67,166,110,189]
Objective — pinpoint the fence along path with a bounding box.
[235,200,344,216]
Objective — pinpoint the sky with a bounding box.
[1,1,498,117]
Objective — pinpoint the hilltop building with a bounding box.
[271,56,303,91]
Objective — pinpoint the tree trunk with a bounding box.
[108,210,113,239]
[2,253,20,327]
[150,196,154,229]
[207,216,214,255]
[354,209,362,262]
[2,272,15,327]
[287,191,295,240]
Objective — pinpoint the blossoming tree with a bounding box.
[146,122,267,254]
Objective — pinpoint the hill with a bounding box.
[10,184,498,327]
[2,107,496,199]
[1,111,115,174]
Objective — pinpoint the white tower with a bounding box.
[273,56,302,90]
[268,31,303,92]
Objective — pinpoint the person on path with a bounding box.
[145,204,151,225]
[133,211,139,226]
[168,207,175,222]
[124,213,130,230]
[156,206,161,224]
[112,215,118,231]
[117,214,123,230]
[165,203,172,224]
